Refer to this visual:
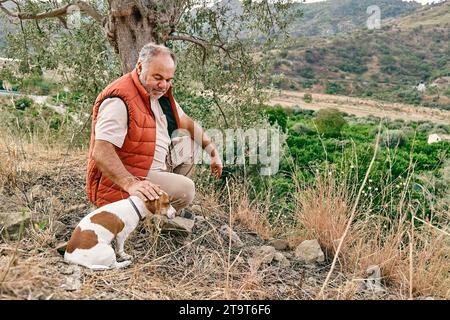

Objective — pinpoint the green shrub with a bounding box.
[417,122,434,133]
[297,66,315,79]
[313,108,347,137]
[381,129,408,148]
[14,97,33,110]
[291,122,312,134]
[264,107,288,131]
[325,82,345,95]
[303,93,313,103]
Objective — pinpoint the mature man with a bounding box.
[86,43,222,214]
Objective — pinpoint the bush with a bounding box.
[14,97,33,110]
[325,82,345,95]
[303,93,313,103]
[381,130,408,148]
[264,107,288,131]
[313,108,347,137]
[417,122,434,133]
[291,122,313,134]
[297,67,315,79]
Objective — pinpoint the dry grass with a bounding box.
[1,125,448,300]
[0,132,324,300]
[288,165,450,299]
[294,176,354,259]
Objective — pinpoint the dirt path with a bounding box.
[270,90,450,125]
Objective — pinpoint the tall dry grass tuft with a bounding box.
[397,229,450,298]
[0,135,25,192]
[291,165,450,298]
[294,175,354,258]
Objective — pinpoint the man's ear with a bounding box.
[136,62,142,75]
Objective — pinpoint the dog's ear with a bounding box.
[144,199,157,214]
[155,197,161,214]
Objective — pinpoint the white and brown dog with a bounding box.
[64,192,176,270]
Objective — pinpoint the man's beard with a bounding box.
[139,73,165,99]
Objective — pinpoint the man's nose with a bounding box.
[158,80,167,89]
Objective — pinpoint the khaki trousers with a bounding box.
[146,136,199,212]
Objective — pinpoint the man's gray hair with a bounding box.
[138,42,176,67]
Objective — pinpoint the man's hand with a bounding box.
[210,153,223,179]
[125,180,162,202]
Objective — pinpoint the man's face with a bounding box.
[137,53,175,99]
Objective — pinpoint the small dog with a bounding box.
[64,192,176,270]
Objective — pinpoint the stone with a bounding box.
[273,251,291,267]
[151,215,195,235]
[269,239,290,251]
[294,239,325,264]
[365,265,385,293]
[248,245,276,269]
[219,225,244,248]
[61,265,82,291]
[0,211,31,239]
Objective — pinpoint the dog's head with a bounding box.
[144,191,176,219]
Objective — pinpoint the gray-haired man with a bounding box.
[86,43,222,214]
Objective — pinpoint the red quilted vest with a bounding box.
[86,69,180,207]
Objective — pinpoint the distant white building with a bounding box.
[428,133,450,144]
[416,82,426,92]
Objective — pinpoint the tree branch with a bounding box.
[167,33,240,65]
[167,34,208,65]
[74,1,104,24]
[0,0,104,24]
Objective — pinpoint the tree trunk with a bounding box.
[106,0,179,73]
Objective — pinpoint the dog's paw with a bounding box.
[166,206,177,219]
[119,253,133,261]
[166,211,176,219]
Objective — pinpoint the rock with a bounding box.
[294,239,325,264]
[273,251,291,267]
[219,225,244,248]
[0,211,31,239]
[61,265,82,291]
[269,239,290,251]
[248,245,276,269]
[365,265,385,293]
[151,215,195,235]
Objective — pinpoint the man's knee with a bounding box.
[173,177,195,208]
[182,178,196,204]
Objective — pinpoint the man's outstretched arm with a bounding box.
[92,140,162,201]
[179,115,223,178]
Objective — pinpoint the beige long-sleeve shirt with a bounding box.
[95,97,185,173]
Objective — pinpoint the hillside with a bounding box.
[288,0,420,37]
[268,1,450,110]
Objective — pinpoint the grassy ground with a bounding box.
[0,97,448,300]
